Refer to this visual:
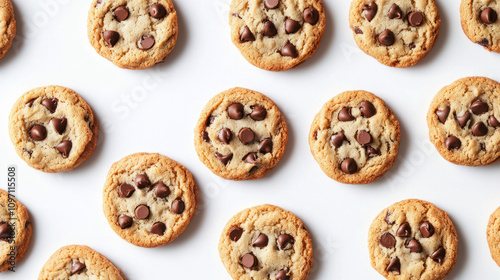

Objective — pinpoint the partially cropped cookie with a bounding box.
[8,86,99,173]
[0,188,32,272]
[487,206,500,267]
[219,204,313,280]
[368,199,458,280]
[0,0,15,59]
[38,245,126,279]
[88,0,178,69]
[461,0,500,52]
[427,77,500,166]
[103,153,198,248]
[349,0,440,67]
[194,87,288,180]
[309,90,400,184]
[229,0,325,71]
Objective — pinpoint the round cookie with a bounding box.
[0,0,15,60]
[38,245,126,279]
[487,206,500,267]
[194,87,288,180]
[103,153,198,248]
[349,0,441,67]
[460,0,500,52]
[8,86,99,173]
[218,204,313,280]
[0,188,32,272]
[427,77,500,166]
[309,90,400,184]
[229,0,326,71]
[87,0,178,69]
[368,199,458,280]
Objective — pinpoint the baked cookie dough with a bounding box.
[219,204,313,280]
[0,0,15,60]
[460,0,500,52]
[488,206,500,267]
[309,90,400,184]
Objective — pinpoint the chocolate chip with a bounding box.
[359,101,376,118]
[118,183,135,198]
[455,111,470,128]
[56,141,72,158]
[281,43,298,58]
[228,103,244,119]
[481,8,497,24]
[0,223,12,239]
[216,153,233,165]
[380,232,395,248]
[420,221,434,238]
[151,222,166,235]
[30,125,47,141]
[171,199,185,214]
[276,269,291,280]
[406,239,422,253]
[135,174,150,189]
[206,115,215,126]
[70,261,86,275]
[245,153,258,164]
[446,136,461,150]
[241,253,257,268]
[408,43,416,49]
[218,128,233,144]
[304,7,319,25]
[150,3,167,19]
[354,26,363,34]
[278,234,293,249]
[252,233,269,248]
[366,146,380,157]
[386,257,400,274]
[153,182,170,198]
[118,214,132,229]
[51,117,67,134]
[229,226,243,241]
[430,247,445,264]
[388,4,403,19]
[341,158,357,174]
[135,205,150,219]
[239,128,255,144]
[385,211,393,224]
[477,38,490,47]
[138,35,155,50]
[285,19,301,34]
[489,115,500,127]
[26,98,36,107]
[396,222,411,237]
[264,0,279,9]
[202,131,210,142]
[378,29,395,46]
[250,106,267,120]
[471,100,489,115]
[436,106,450,123]
[42,98,58,113]
[113,6,129,21]
[240,26,255,42]
[408,11,423,26]
[481,143,486,151]
[357,131,372,145]
[331,132,346,148]
[263,21,277,37]
[472,122,488,136]
[103,30,120,47]
[258,139,273,154]
[362,2,378,22]
[338,107,355,121]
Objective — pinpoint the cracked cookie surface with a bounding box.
[427,76,500,166]
[218,204,313,280]
[229,0,325,71]
[368,199,458,280]
[309,90,400,184]
[0,0,15,60]
[487,206,500,267]
[194,87,288,180]
[103,153,198,248]
[461,0,500,52]
[8,86,99,173]
[87,0,178,69]
[349,0,440,67]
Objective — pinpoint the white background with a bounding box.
[1,0,500,279]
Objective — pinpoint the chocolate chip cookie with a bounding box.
[88,0,178,69]
[103,153,198,248]
[488,206,500,267]
[8,86,99,173]
[369,199,458,280]
[229,0,326,71]
[219,204,313,280]
[38,245,126,279]
[461,0,500,52]
[0,188,32,272]
[309,90,400,184]
[0,0,15,60]
[349,0,441,67]
[427,77,500,166]
[194,87,288,180]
